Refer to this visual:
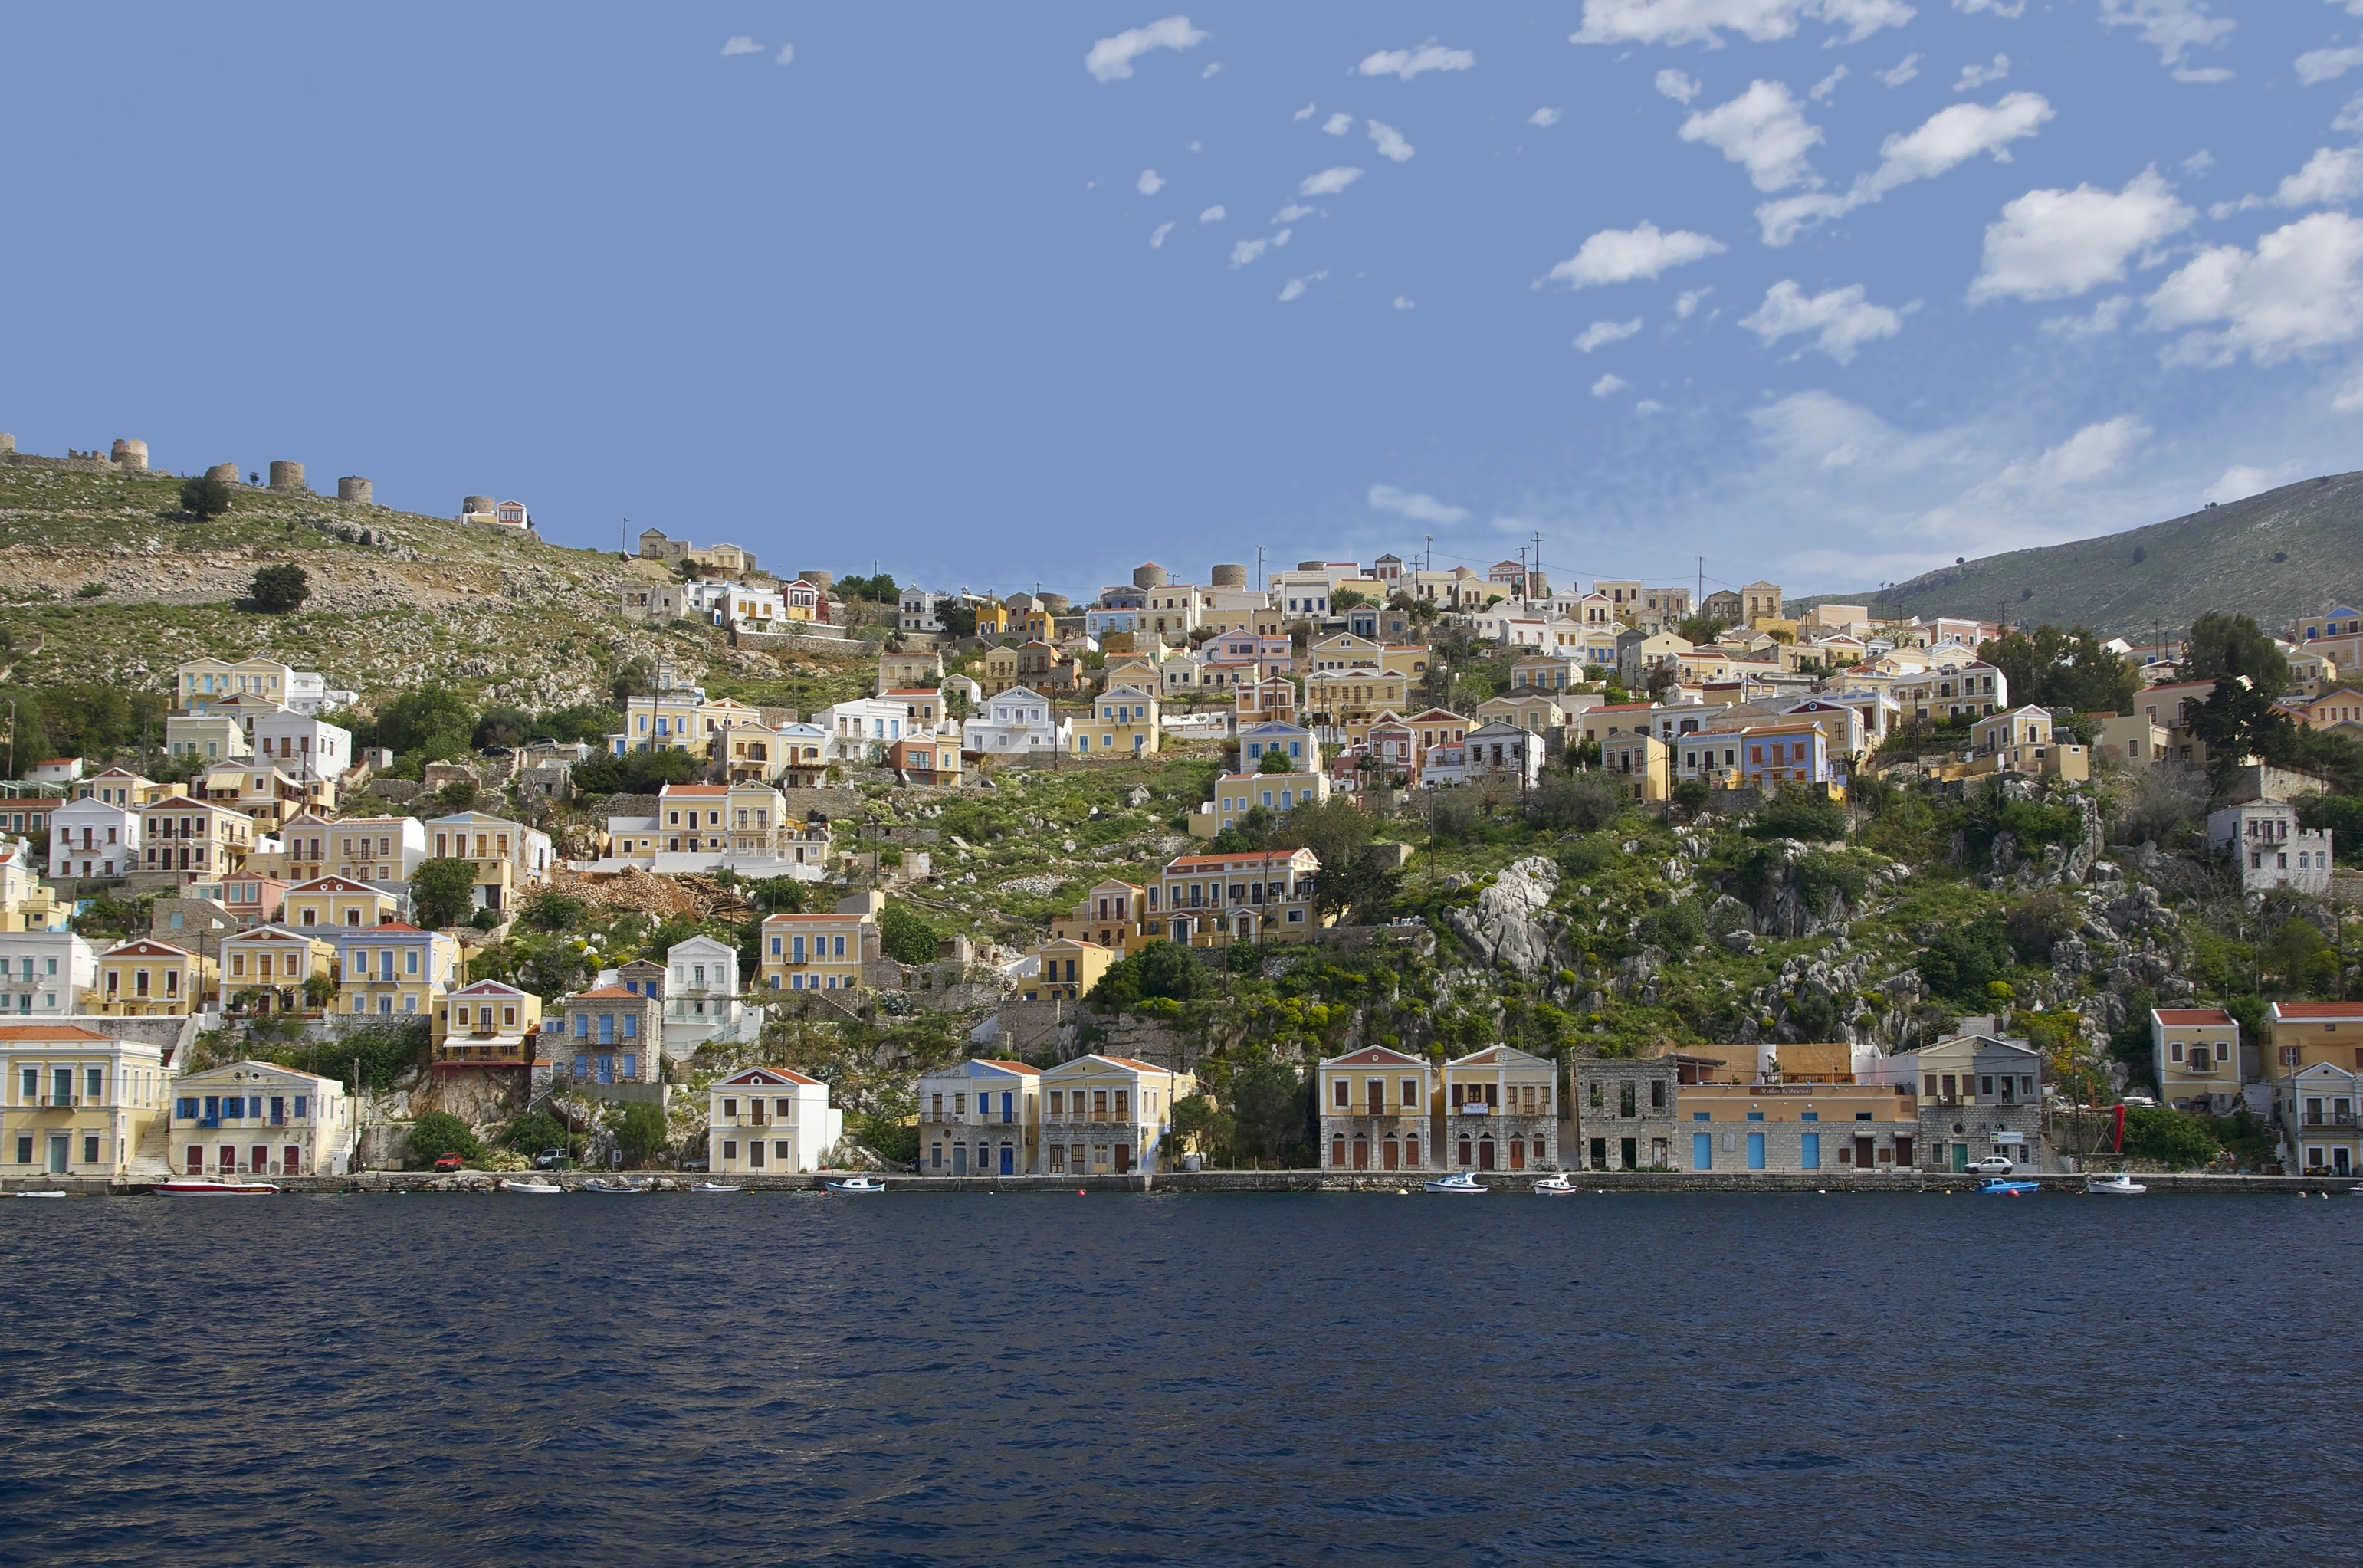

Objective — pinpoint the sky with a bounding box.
[5,2,2363,603]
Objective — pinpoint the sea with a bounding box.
[5,1188,2358,1565]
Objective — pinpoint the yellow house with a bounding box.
[432,979,543,1063]
[1318,1045,1437,1173]
[2151,1006,2240,1112]
[136,795,254,881]
[1380,645,1432,679]
[1305,669,1409,740]
[616,690,713,755]
[2,1022,170,1179]
[335,922,462,1021]
[176,655,296,705]
[165,710,252,763]
[976,601,1016,638]
[220,924,338,1014]
[1036,1055,1196,1175]
[2267,1002,2363,1073]
[422,811,551,912]
[1477,694,1569,735]
[248,810,337,884]
[1052,878,1147,955]
[981,645,1022,696]
[1600,733,1674,802]
[1026,937,1114,1002]
[1442,1044,1560,1172]
[281,874,401,931]
[199,759,335,831]
[97,937,216,1015]
[759,910,876,994]
[1068,684,1161,757]
[167,1060,354,1179]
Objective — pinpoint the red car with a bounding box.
[433,1152,465,1173]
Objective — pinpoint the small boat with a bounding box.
[825,1175,888,1194]
[155,1179,280,1196]
[1532,1172,1580,1195]
[1977,1178,2041,1196]
[500,1177,563,1195]
[2086,1173,2146,1196]
[690,1182,743,1194]
[1424,1171,1488,1194]
[582,1176,652,1195]
[15,1190,67,1199]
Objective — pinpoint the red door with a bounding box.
[1113,1144,1131,1175]
[185,1147,203,1174]
[1479,1139,1495,1171]
[1351,1139,1369,1169]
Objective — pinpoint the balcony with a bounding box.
[2302,1110,2359,1128]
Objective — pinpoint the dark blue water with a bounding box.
[5,1190,2359,1565]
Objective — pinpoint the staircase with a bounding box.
[124,1114,175,1180]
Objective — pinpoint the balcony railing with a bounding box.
[2302,1110,2359,1128]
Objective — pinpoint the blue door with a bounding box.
[1693,1132,1712,1170]
[1747,1132,1766,1170]
[953,1145,967,1175]
[999,1146,1014,1176]
[1800,1131,1820,1169]
[1001,1092,1013,1124]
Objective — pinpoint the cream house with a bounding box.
[917,1058,1044,1176]
[1318,1045,1435,1172]
[1035,1055,1194,1175]
[2,1022,169,1179]
[708,1066,844,1174]
[1442,1045,1558,1173]
[220,925,337,1015]
[169,1060,353,1179]
[2151,1006,2241,1114]
[97,938,215,1016]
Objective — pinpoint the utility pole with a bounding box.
[1697,556,1704,612]
[1256,545,1265,594]
[1530,530,1544,600]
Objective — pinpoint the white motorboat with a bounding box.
[825,1175,888,1194]
[582,1176,653,1195]
[1532,1172,1580,1195]
[155,1179,280,1196]
[2086,1173,2147,1196]
[15,1190,67,1199]
[500,1178,563,1195]
[690,1182,743,1194]
[1424,1171,1487,1194]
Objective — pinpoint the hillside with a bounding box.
[0,460,875,714]
[1811,471,2363,638]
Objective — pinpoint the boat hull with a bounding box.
[155,1181,279,1196]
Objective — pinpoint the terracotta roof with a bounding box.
[723,1065,822,1087]
[2154,1008,2235,1026]
[349,922,428,935]
[973,1058,1044,1075]
[289,876,379,894]
[1164,850,1310,869]
[0,1023,114,1042]
[570,986,648,1000]
[2271,1002,2363,1020]
[661,785,727,796]
[1098,1055,1171,1073]
[760,911,870,923]
[105,940,192,958]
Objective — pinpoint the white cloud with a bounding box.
[1953,0,2024,14]
[1878,54,1922,87]
[1367,120,1415,162]
[1394,296,1417,309]
[1230,236,1268,266]
[1530,107,1563,126]
[1636,399,1668,412]
[2298,44,2363,86]
[1200,205,1226,223]
[1591,374,1630,398]
[2273,147,2363,209]
[1202,61,1222,77]
[1137,169,1166,195]
[2098,0,2233,83]
[1679,80,1823,195]
[1990,417,2150,494]
[1757,91,2053,245]
[1357,42,1475,80]
[1278,271,1328,303]
[2340,92,2363,133]
[1739,280,1906,363]
[1656,69,1702,103]
[776,44,794,65]
[1273,228,1294,247]
[1272,202,1318,221]
[2201,464,2288,504]
[1675,287,1715,318]
[1954,54,2010,90]
[1571,0,1915,49]
[1968,166,2195,303]
[2145,210,2363,364]
[2040,294,2134,336]
[1299,166,1364,196]
[1186,140,1202,152]
[1810,66,1848,102]
[1547,221,1728,288]
[1295,103,1317,120]
[2181,149,2214,177]
[1369,484,1470,523]
[1323,111,1354,135]
[1150,222,1176,248]
[1085,16,1211,82]
[1574,317,1646,351]
[721,36,763,57]
[2335,366,2363,411]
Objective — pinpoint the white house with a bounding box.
[48,797,139,881]
[168,1058,355,1179]
[816,696,941,761]
[250,710,351,782]
[664,934,753,1052]
[961,685,1067,755]
[2206,801,2334,896]
[898,586,943,632]
[707,1065,844,1174]
[0,930,97,1015]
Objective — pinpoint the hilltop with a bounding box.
[0,459,875,714]
[1811,471,2363,638]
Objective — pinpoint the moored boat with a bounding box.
[1977,1178,2041,1196]
[824,1175,888,1194]
[1424,1171,1487,1194]
[690,1182,743,1193]
[15,1189,68,1199]
[1532,1172,1580,1195]
[2086,1173,2146,1196]
[156,1179,280,1196]
[500,1177,563,1195]
[582,1176,652,1195]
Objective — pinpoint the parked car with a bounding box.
[534,1148,569,1170]
[433,1152,465,1173]
[1966,1155,2017,1175]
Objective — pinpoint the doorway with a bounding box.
[48,1134,68,1174]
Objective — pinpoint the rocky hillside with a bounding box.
[1808,471,2363,638]
[0,459,870,712]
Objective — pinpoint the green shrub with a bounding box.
[504,1110,567,1155]
[1792,853,1868,913]
[1557,835,1615,879]
[2122,1105,2220,1170]
[879,900,940,964]
[614,1101,668,1167]
[179,474,232,519]
[1750,786,1847,841]
[410,858,480,929]
[1920,916,2013,1005]
[1636,900,1703,951]
[249,562,310,613]
[1531,771,1624,832]
[409,1110,481,1166]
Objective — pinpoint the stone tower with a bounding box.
[1210,563,1247,588]
[268,460,307,493]
[1133,563,1169,589]
[337,477,373,504]
[110,438,149,473]
[205,463,238,484]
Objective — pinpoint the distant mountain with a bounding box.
[1805,471,2363,640]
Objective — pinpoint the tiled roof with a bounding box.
[2154,1008,2235,1025]
[2271,1002,2363,1019]
[722,1065,823,1087]
[0,1023,113,1042]
[973,1058,1045,1075]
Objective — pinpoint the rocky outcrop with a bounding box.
[1448,855,1561,980]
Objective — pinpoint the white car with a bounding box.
[1966,1155,2017,1175]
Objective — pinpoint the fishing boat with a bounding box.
[500,1177,563,1195]
[1532,1172,1580,1195]
[2086,1173,2146,1196]
[1424,1171,1488,1194]
[582,1176,652,1195]
[1976,1178,2041,1196]
[155,1179,280,1196]
[15,1190,67,1199]
[690,1182,743,1194]
[825,1174,888,1194]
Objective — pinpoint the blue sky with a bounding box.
[6,2,2363,602]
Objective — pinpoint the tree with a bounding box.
[179,474,233,520]
[411,858,480,929]
[1331,587,1373,612]
[1259,748,1296,773]
[2189,675,2289,770]
[249,562,310,613]
[614,1101,669,1167]
[1170,1093,1235,1161]
[1229,1059,1310,1166]
[750,877,806,913]
[1268,796,1374,871]
[935,598,977,638]
[302,972,338,1010]
[504,1109,568,1156]
[1920,916,2013,1005]
[472,704,534,750]
[1977,625,2138,715]
[879,900,939,964]
[522,891,589,933]
[1751,786,1848,842]
[2121,1105,2220,1170]
[368,687,477,763]
[1678,614,1728,645]
[408,1110,481,1166]
[2187,610,2289,695]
